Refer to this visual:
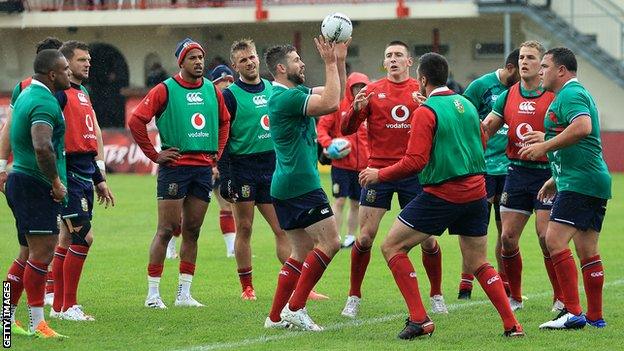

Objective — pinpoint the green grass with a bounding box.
[1,173,623,350]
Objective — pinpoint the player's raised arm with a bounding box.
[305,36,340,117]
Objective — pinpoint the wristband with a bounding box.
[0,159,7,173]
[96,160,106,172]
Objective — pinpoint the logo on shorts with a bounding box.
[366,189,376,203]
[500,192,508,205]
[320,207,330,215]
[81,198,88,212]
[332,183,340,195]
[168,183,178,196]
[241,185,251,198]
[191,113,206,130]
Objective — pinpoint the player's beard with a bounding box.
[287,71,304,85]
[240,70,258,82]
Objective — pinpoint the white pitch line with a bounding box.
[178,278,624,351]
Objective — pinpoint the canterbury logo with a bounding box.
[409,272,417,278]
[252,95,268,105]
[77,92,89,104]
[7,273,20,282]
[320,208,330,215]
[487,275,500,285]
[590,271,604,278]
[518,101,536,114]
[391,105,410,122]
[279,270,289,276]
[186,93,204,103]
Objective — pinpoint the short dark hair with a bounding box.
[59,40,90,60]
[34,49,65,75]
[36,37,63,54]
[417,52,448,87]
[505,48,520,68]
[545,47,577,73]
[230,38,256,62]
[386,40,410,53]
[264,44,296,77]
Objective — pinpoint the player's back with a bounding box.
[363,77,420,168]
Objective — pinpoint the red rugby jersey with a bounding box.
[63,84,98,154]
[341,77,421,168]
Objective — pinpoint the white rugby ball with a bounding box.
[328,137,351,159]
[321,13,353,43]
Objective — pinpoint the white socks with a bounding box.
[28,306,44,332]
[178,274,193,298]
[223,233,235,256]
[148,276,161,297]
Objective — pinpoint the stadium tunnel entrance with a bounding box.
[87,42,129,128]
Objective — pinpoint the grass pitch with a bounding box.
[1,173,622,350]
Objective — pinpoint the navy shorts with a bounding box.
[500,165,552,214]
[62,173,94,221]
[272,189,333,230]
[6,172,62,246]
[331,166,361,200]
[398,191,488,236]
[157,165,213,202]
[230,154,275,204]
[550,191,608,232]
[360,174,422,210]
[485,174,506,200]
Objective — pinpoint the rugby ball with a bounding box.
[327,138,351,159]
[321,13,353,43]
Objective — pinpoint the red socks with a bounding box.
[475,263,518,330]
[544,255,564,302]
[238,267,253,290]
[148,263,164,278]
[349,240,371,298]
[581,255,604,321]
[501,247,522,301]
[51,246,67,312]
[551,249,582,315]
[62,245,89,310]
[179,261,196,275]
[220,210,235,234]
[289,249,331,311]
[388,253,427,323]
[422,243,442,297]
[23,260,48,307]
[6,259,26,305]
[459,273,474,291]
[269,258,302,322]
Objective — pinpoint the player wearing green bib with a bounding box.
[221,39,290,301]
[519,48,611,330]
[130,38,230,309]
[359,52,523,339]
[5,49,71,338]
[263,36,348,331]
[483,41,563,312]
[457,48,520,300]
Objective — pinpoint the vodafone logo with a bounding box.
[85,114,94,132]
[191,113,206,130]
[516,123,533,140]
[186,92,204,104]
[260,114,270,131]
[518,101,536,114]
[77,92,89,104]
[391,105,410,122]
[253,95,268,106]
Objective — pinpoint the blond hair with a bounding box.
[519,40,546,56]
[230,39,257,63]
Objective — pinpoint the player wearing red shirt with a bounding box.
[360,53,523,339]
[340,41,445,319]
[317,72,370,249]
[482,41,562,313]
[129,38,230,309]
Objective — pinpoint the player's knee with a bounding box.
[236,219,253,236]
[358,232,374,247]
[380,240,396,261]
[182,224,201,240]
[156,225,176,241]
[70,219,92,247]
[500,232,518,250]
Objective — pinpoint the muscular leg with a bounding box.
[573,230,603,322]
[24,234,58,331]
[421,236,442,299]
[500,210,530,303]
[536,209,563,304]
[333,197,346,235]
[347,199,359,237]
[347,206,386,298]
[6,245,29,323]
[257,203,289,264]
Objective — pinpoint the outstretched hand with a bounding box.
[314,35,337,65]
